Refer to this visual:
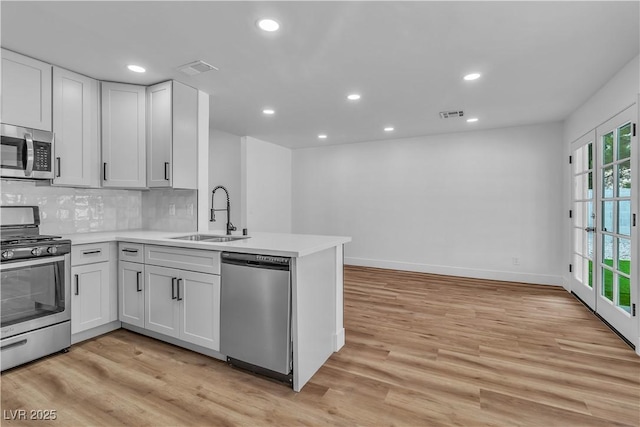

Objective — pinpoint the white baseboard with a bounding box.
[345,257,563,286]
[333,328,345,352]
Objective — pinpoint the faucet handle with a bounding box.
[228,221,237,232]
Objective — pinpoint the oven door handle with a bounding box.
[0,255,67,271]
[24,132,34,177]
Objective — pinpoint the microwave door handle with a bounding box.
[24,133,34,177]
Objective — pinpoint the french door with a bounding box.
[571,105,638,345]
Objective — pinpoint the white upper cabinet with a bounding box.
[146,80,198,189]
[101,82,146,188]
[52,67,100,187]
[146,81,172,187]
[1,49,52,131]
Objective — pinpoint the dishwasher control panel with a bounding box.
[255,255,289,264]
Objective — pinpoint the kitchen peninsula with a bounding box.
[64,230,350,392]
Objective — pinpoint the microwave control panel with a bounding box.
[33,141,51,172]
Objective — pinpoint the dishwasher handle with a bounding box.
[221,252,290,271]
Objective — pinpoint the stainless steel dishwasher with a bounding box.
[220,252,292,383]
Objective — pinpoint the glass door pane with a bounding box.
[571,134,596,308]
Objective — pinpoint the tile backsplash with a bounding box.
[142,188,197,232]
[1,180,198,235]
[0,180,142,234]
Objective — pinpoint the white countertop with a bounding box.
[62,230,351,258]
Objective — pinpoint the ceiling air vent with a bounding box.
[178,60,218,76]
[439,110,464,119]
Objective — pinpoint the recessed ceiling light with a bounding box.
[127,65,146,73]
[263,109,275,115]
[257,19,280,32]
[347,94,361,101]
[466,118,479,123]
[463,73,481,81]
[318,134,328,139]
[384,127,394,132]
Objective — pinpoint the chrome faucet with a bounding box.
[210,185,237,235]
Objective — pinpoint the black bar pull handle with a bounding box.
[177,278,183,301]
[56,157,61,177]
[164,162,170,181]
[136,271,142,292]
[171,278,177,300]
[75,274,79,296]
[82,250,102,255]
[103,162,107,181]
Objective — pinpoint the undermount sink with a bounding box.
[171,234,250,243]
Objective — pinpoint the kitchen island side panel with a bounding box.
[291,246,337,391]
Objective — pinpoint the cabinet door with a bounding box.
[172,81,198,189]
[101,82,146,188]
[119,261,145,328]
[146,81,172,188]
[178,270,220,350]
[71,262,110,334]
[145,265,179,337]
[1,49,52,131]
[52,67,100,187]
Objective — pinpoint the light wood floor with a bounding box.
[2,266,639,426]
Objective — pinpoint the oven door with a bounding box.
[0,254,71,340]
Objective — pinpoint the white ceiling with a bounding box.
[1,1,639,149]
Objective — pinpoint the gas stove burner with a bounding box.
[1,235,63,246]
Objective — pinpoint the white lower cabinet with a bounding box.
[179,270,220,349]
[118,244,221,352]
[71,261,111,334]
[144,264,220,350]
[71,242,118,340]
[119,261,145,328]
[145,265,180,337]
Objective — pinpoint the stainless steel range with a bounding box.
[0,206,71,371]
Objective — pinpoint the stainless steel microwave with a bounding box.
[0,123,54,180]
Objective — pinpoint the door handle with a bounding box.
[103,162,108,181]
[24,133,34,177]
[136,271,142,292]
[171,278,177,299]
[56,157,61,177]
[584,227,596,232]
[75,274,79,295]
[164,162,170,181]
[177,278,183,301]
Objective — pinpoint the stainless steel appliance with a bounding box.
[220,252,292,384]
[0,206,71,371]
[1,123,55,180]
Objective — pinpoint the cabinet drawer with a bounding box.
[72,243,110,266]
[119,242,144,263]
[145,245,220,275]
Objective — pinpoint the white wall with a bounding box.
[564,55,639,144]
[241,136,292,233]
[209,129,242,232]
[292,122,565,285]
